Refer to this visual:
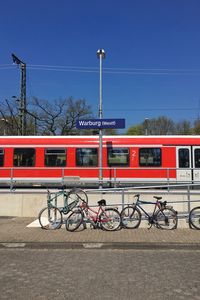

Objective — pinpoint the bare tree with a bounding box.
[147,116,175,135]
[175,120,192,135]
[126,116,176,135]
[0,98,19,135]
[31,97,93,135]
[0,96,93,135]
[193,118,200,135]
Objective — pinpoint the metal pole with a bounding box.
[11,54,26,135]
[145,118,149,136]
[97,49,105,189]
[20,63,26,135]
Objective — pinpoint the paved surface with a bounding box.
[1,249,200,300]
[0,217,200,249]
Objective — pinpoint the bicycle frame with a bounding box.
[47,189,78,214]
[80,202,109,227]
[135,199,160,221]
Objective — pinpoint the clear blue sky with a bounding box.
[1,0,200,132]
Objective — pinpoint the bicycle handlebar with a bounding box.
[134,194,167,207]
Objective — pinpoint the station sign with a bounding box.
[76,118,125,129]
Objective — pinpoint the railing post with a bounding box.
[187,184,191,216]
[10,168,14,191]
[114,168,117,188]
[61,168,65,187]
[122,189,125,209]
[167,168,170,192]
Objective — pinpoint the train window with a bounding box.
[45,148,66,167]
[0,149,4,167]
[195,149,200,168]
[76,148,98,167]
[14,148,35,167]
[139,148,161,167]
[108,148,129,166]
[178,148,189,168]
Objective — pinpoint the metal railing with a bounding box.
[84,183,200,224]
[0,166,200,190]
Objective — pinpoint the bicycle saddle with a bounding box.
[98,199,106,206]
[153,196,162,200]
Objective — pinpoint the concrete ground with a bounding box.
[0,216,200,249]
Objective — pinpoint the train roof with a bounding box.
[1,135,200,147]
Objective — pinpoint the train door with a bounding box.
[192,147,200,182]
[176,146,192,182]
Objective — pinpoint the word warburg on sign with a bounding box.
[76,118,125,129]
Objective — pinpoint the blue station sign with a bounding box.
[76,118,125,129]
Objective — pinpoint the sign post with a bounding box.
[76,49,125,188]
[97,49,105,188]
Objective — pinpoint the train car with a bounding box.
[0,135,200,187]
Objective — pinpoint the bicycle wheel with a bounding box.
[120,205,141,229]
[67,188,88,209]
[189,206,200,230]
[155,207,178,230]
[65,210,83,232]
[38,206,63,230]
[100,208,121,231]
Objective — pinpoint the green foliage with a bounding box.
[126,124,143,135]
[126,116,198,136]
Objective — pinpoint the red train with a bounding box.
[0,135,200,187]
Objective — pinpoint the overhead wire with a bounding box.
[26,64,200,75]
[1,63,200,75]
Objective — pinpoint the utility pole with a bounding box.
[12,53,26,135]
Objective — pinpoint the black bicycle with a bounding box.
[189,206,200,229]
[120,194,178,230]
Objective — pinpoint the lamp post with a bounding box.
[97,49,105,189]
[144,118,149,135]
[0,119,10,135]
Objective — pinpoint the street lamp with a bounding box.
[97,49,105,189]
[144,118,149,135]
[0,119,11,135]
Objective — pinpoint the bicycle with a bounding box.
[189,206,200,229]
[38,188,88,229]
[65,199,121,232]
[120,194,178,230]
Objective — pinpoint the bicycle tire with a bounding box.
[155,207,178,230]
[100,208,121,231]
[67,188,88,209]
[65,210,84,232]
[120,205,141,229]
[38,206,63,230]
[189,206,200,230]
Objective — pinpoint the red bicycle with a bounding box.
[65,199,121,231]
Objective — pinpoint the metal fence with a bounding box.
[1,166,200,190]
[84,183,200,224]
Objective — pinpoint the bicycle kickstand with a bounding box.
[148,223,153,230]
